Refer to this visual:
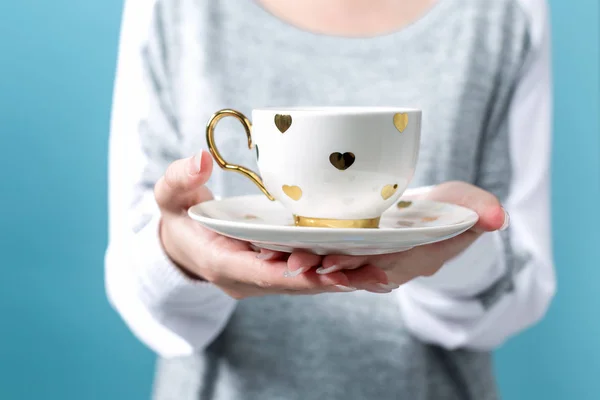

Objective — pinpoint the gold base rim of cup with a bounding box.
[293,215,381,229]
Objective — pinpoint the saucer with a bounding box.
[188,195,478,256]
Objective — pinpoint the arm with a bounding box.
[396,0,555,350]
[104,0,236,358]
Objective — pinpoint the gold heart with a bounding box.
[381,184,398,200]
[393,113,409,133]
[282,185,302,201]
[274,114,292,133]
[329,152,355,170]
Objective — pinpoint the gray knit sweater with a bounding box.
[105,0,555,399]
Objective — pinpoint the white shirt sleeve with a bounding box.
[397,0,556,350]
[104,0,236,358]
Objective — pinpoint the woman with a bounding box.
[106,0,555,398]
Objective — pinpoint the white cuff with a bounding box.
[133,215,238,319]
[132,216,231,311]
[396,231,508,350]
[409,231,505,296]
[106,216,237,357]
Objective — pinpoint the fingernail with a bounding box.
[334,285,357,292]
[249,244,261,252]
[189,152,203,175]
[256,249,280,261]
[283,265,311,278]
[362,284,393,294]
[316,265,341,274]
[377,283,400,291]
[256,252,272,260]
[500,208,510,231]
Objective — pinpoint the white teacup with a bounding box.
[206,107,421,228]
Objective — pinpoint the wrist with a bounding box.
[159,216,207,281]
[409,231,504,297]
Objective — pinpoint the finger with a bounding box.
[372,230,480,282]
[280,285,356,294]
[343,265,398,293]
[256,248,287,261]
[425,181,507,232]
[284,251,322,277]
[225,282,356,298]
[287,268,356,291]
[223,250,354,291]
[154,150,214,211]
[317,255,369,274]
[320,228,479,284]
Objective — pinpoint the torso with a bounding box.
[145,0,532,398]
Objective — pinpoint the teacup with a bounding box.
[206,107,421,228]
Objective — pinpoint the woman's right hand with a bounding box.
[155,151,384,299]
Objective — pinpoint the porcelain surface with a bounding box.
[188,195,478,255]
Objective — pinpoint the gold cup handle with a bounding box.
[206,109,275,201]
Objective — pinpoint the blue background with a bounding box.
[0,1,598,399]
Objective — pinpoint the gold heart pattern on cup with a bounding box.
[282,185,303,200]
[381,184,399,200]
[274,114,292,133]
[393,113,409,133]
[329,152,355,170]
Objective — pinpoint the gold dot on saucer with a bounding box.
[393,113,409,133]
[381,184,398,200]
[244,214,258,220]
[274,114,292,133]
[282,185,302,201]
[397,200,412,208]
[422,216,439,222]
[396,220,415,227]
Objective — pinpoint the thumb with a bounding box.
[419,181,509,233]
[154,150,214,212]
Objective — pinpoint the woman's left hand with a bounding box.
[260,181,509,294]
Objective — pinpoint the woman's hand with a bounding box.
[155,150,388,299]
[272,181,509,293]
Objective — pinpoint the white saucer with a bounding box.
[188,195,478,255]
